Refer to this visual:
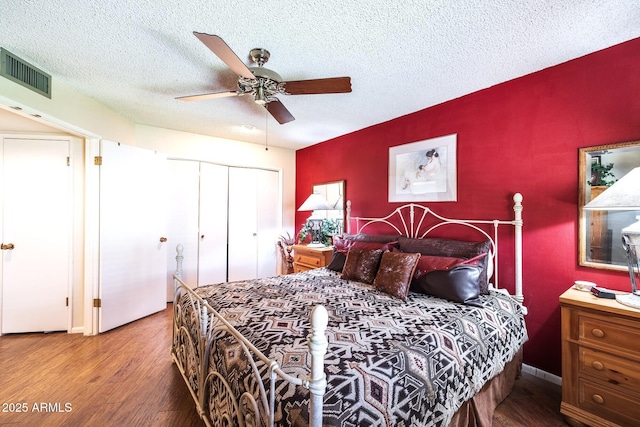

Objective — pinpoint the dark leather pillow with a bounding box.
[398,236,491,294]
[341,233,402,244]
[372,251,421,300]
[326,250,347,272]
[341,248,384,284]
[411,264,483,307]
[330,236,398,272]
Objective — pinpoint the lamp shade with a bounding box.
[583,167,640,210]
[298,193,333,211]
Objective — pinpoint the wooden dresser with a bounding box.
[560,288,640,427]
[292,244,333,273]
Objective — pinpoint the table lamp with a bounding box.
[298,193,333,247]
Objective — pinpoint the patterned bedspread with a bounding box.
[184,268,528,427]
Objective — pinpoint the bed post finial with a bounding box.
[308,305,328,427]
[175,244,184,280]
[346,200,352,234]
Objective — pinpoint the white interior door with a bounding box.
[98,141,166,332]
[198,162,228,285]
[1,137,70,333]
[228,167,258,282]
[166,159,200,299]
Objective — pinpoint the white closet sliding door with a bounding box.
[165,160,228,297]
[198,162,228,285]
[166,160,200,299]
[255,168,279,278]
[228,167,279,282]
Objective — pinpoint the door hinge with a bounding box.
[93,298,102,308]
[94,156,102,165]
[66,156,70,166]
[66,297,69,307]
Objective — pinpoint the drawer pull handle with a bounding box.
[591,361,604,370]
[591,328,605,338]
[591,394,605,405]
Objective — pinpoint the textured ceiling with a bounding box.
[1,1,639,150]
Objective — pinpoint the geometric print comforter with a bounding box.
[191,267,528,427]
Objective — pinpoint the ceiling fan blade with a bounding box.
[265,99,295,124]
[282,77,352,95]
[193,32,255,80]
[176,91,238,101]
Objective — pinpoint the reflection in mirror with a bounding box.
[312,180,345,234]
[579,141,640,270]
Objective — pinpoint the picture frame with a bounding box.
[388,133,457,202]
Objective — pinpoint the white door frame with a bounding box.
[0,100,102,336]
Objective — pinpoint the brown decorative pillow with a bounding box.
[341,248,384,284]
[398,237,492,294]
[372,251,421,300]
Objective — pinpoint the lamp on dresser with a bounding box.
[298,192,333,248]
[583,166,640,308]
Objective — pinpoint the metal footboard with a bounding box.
[171,245,328,427]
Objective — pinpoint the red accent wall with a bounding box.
[295,37,640,376]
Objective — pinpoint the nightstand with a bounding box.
[560,287,640,427]
[292,244,333,273]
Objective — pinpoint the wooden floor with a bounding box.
[0,305,568,426]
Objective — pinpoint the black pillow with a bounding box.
[326,249,347,272]
[398,236,491,294]
[410,264,483,307]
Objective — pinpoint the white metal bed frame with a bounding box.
[171,193,524,427]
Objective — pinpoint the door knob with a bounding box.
[159,237,167,243]
[1,243,15,250]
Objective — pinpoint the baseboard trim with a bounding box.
[522,363,562,386]
[70,326,84,334]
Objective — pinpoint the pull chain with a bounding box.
[264,107,269,151]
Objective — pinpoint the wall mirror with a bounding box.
[313,180,345,234]
[579,140,640,270]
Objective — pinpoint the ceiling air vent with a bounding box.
[1,48,51,98]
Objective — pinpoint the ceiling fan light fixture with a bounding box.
[255,86,267,105]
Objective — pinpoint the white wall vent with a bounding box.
[1,48,51,98]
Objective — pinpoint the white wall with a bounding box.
[0,76,297,333]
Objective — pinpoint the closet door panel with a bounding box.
[256,169,279,278]
[166,160,200,299]
[198,163,228,285]
[227,168,258,282]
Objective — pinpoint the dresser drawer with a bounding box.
[580,347,640,393]
[578,377,640,426]
[579,314,640,356]
[292,245,333,272]
[295,253,323,268]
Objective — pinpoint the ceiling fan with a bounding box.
[177,32,352,124]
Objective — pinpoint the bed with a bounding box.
[171,194,527,427]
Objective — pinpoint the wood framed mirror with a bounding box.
[312,180,345,234]
[579,140,640,270]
